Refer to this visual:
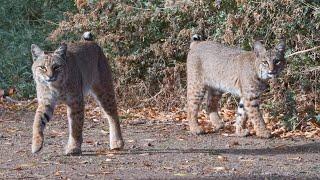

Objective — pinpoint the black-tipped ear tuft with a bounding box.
[83,31,94,41]
[54,43,67,60]
[253,41,267,58]
[191,34,202,41]
[31,44,44,61]
[276,38,286,59]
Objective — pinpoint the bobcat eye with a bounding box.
[53,65,62,71]
[39,66,47,71]
[262,61,268,65]
[275,60,281,65]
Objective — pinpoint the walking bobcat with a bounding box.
[187,36,285,138]
[31,33,124,155]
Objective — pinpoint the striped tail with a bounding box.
[190,34,203,49]
[82,31,94,41]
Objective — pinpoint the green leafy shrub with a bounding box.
[0,0,76,98]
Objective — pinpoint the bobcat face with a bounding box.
[254,40,286,80]
[31,44,67,85]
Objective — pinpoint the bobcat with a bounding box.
[187,35,286,138]
[31,32,124,155]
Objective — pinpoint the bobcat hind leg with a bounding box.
[207,89,224,131]
[187,86,206,135]
[92,84,124,150]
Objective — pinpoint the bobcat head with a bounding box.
[31,43,68,85]
[254,39,286,80]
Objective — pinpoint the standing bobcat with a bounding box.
[187,36,285,138]
[31,32,124,155]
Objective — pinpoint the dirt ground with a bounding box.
[1,109,320,179]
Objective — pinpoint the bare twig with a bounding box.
[142,89,165,103]
[302,66,320,73]
[286,46,320,58]
[3,97,21,104]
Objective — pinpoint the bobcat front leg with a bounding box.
[65,98,84,155]
[243,96,271,138]
[235,98,249,137]
[32,103,55,153]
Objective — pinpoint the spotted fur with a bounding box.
[31,36,124,155]
[187,38,285,138]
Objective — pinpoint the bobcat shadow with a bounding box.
[81,142,320,156]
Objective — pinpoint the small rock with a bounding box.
[226,141,240,148]
[144,142,153,147]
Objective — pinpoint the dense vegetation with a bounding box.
[0,0,76,98]
[1,0,319,129]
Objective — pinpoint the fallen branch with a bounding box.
[286,46,320,58]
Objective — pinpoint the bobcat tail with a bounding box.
[190,34,203,49]
[191,34,202,41]
[83,31,94,41]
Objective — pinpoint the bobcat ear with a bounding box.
[31,44,44,61]
[54,43,67,60]
[253,41,267,58]
[276,38,286,60]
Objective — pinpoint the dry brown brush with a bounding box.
[49,0,320,128]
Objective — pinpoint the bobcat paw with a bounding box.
[65,146,82,156]
[256,129,272,138]
[190,126,205,135]
[110,139,124,150]
[235,129,250,137]
[32,135,43,153]
[212,122,224,132]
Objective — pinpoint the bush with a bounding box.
[2,0,319,129]
[0,0,76,98]
[49,0,319,128]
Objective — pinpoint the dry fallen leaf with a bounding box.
[213,167,228,171]
[101,129,109,135]
[217,155,228,161]
[310,119,320,128]
[305,130,320,138]
[226,141,240,148]
[288,157,302,161]
[80,160,89,164]
[54,171,63,176]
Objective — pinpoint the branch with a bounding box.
[302,66,320,73]
[4,97,21,103]
[286,46,320,58]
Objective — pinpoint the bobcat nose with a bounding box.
[267,70,277,78]
[268,70,276,75]
[46,76,57,82]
